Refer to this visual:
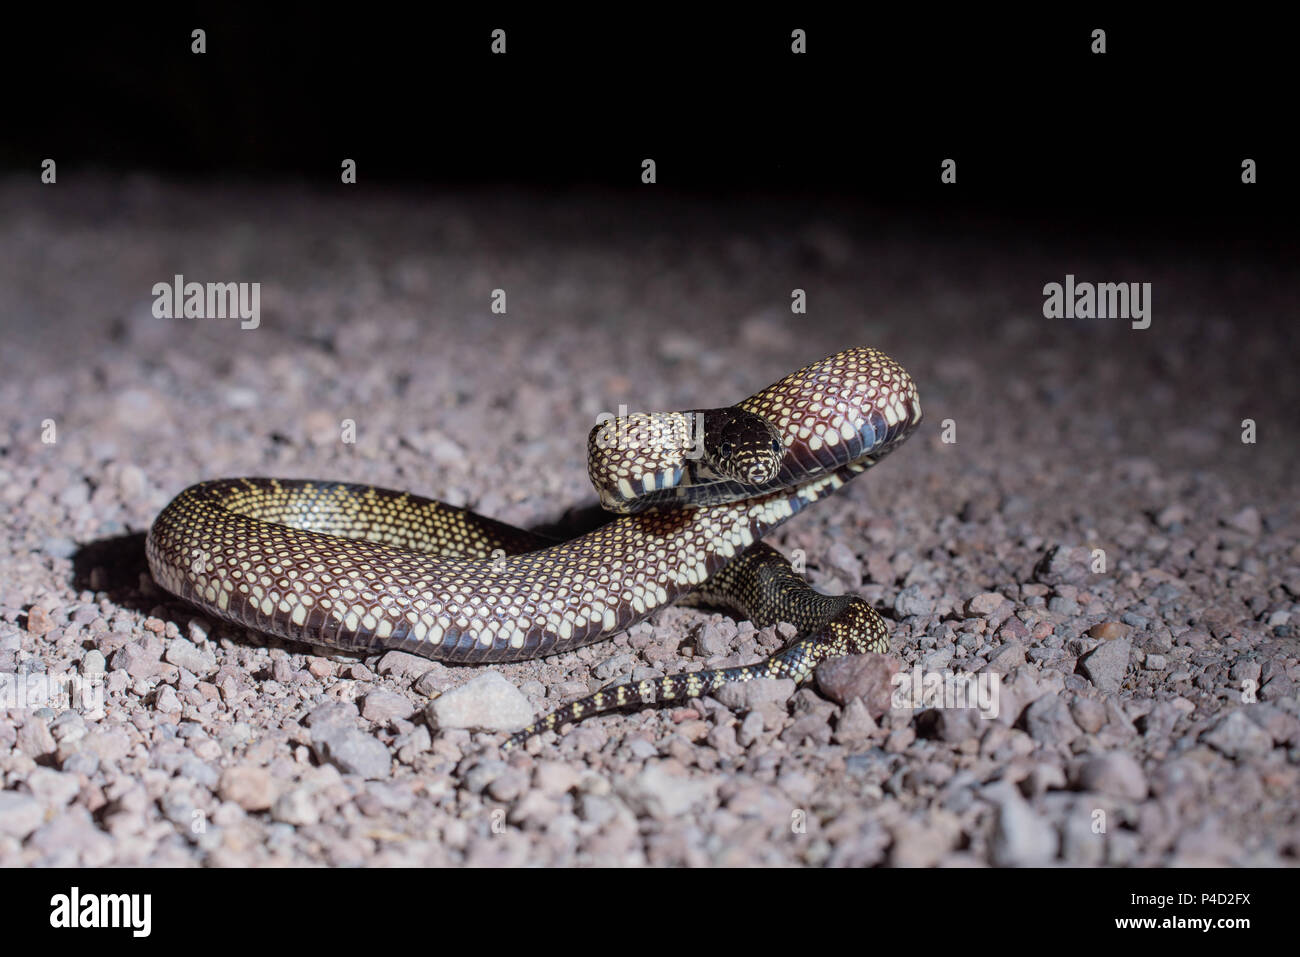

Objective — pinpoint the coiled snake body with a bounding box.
[147,347,922,746]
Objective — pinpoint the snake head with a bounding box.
[702,408,786,487]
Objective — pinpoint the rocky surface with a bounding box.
[0,177,1296,866]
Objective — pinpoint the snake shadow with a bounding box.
[72,532,157,615]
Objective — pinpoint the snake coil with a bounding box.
[147,346,922,746]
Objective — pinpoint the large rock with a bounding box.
[1079,637,1131,693]
[310,726,393,779]
[814,653,901,717]
[425,671,533,733]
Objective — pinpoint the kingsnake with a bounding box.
[147,347,922,747]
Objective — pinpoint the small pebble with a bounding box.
[25,606,54,636]
[218,766,276,811]
[1073,752,1148,800]
[715,676,797,713]
[360,690,415,724]
[616,761,717,819]
[0,792,45,839]
[1201,710,1274,759]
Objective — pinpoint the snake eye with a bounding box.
[718,441,734,458]
[771,439,782,455]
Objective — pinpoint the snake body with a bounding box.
[147,347,922,746]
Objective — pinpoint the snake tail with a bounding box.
[503,543,888,748]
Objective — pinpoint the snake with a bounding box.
[146,346,922,748]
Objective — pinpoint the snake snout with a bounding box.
[705,408,785,489]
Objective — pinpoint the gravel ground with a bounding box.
[1,177,1297,866]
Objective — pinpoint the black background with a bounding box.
[6,865,1279,940]
[2,7,1292,241]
